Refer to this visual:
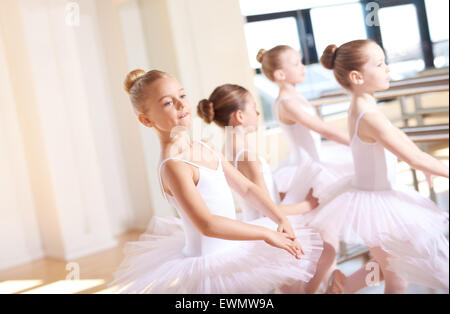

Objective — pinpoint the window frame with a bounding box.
[361,0,435,68]
[244,0,438,72]
[245,9,319,66]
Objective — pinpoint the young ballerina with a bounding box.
[197,84,337,294]
[311,40,449,293]
[110,69,323,294]
[257,46,354,203]
[197,84,320,220]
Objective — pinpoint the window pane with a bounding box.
[311,3,367,58]
[425,0,449,42]
[379,5,425,79]
[240,0,359,16]
[244,17,301,69]
[425,0,449,68]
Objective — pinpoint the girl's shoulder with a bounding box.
[278,91,310,107]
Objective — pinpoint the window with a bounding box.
[310,3,367,57]
[240,0,448,129]
[244,18,301,69]
[425,0,449,68]
[378,4,425,80]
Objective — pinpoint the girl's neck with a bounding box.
[277,81,297,96]
[350,91,377,111]
[352,86,376,98]
[223,125,249,160]
[159,130,193,159]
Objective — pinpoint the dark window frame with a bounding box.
[361,0,435,68]
[245,9,318,65]
[245,0,437,72]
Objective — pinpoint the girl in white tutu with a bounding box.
[198,84,320,220]
[197,83,337,294]
[257,46,354,204]
[313,40,449,293]
[110,69,323,294]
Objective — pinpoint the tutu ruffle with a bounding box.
[307,176,449,290]
[381,232,449,291]
[110,216,323,294]
[273,144,353,201]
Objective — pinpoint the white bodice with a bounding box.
[158,141,238,256]
[274,97,322,163]
[350,110,397,190]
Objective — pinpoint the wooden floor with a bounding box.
[2,227,447,294]
[0,231,142,294]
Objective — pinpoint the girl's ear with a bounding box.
[348,70,364,86]
[235,110,245,124]
[229,110,244,125]
[138,114,154,128]
[273,69,286,81]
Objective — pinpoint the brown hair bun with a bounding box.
[320,45,339,70]
[256,49,267,63]
[197,99,215,124]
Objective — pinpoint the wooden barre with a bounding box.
[319,74,449,98]
[310,85,449,107]
[409,134,449,143]
[402,124,449,133]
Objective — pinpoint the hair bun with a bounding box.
[320,45,339,70]
[124,69,146,94]
[256,49,267,63]
[197,99,215,124]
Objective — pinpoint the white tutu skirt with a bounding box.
[273,144,354,202]
[109,216,323,294]
[306,176,449,290]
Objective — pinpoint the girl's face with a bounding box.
[359,43,391,92]
[279,48,306,84]
[240,94,260,131]
[140,76,192,132]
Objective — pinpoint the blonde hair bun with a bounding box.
[124,69,146,94]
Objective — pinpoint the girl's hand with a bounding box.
[264,230,304,259]
[305,188,320,212]
[277,218,296,240]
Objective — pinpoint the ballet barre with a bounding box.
[402,124,449,201]
[404,124,449,143]
[310,84,449,107]
[318,73,449,99]
[312,84,449,128]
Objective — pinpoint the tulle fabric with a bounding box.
[272,96,354,196]
[109,216,323,294]
[274,149,344,205]
[306,175,449,290]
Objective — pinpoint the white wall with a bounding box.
[0,28,44,270]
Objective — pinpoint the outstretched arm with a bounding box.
[162,160,302,257]
[203,144,296,239]
[360,111,449,178]
[278,188,319,216]
[236,154,318,216]
[282,98,351,146]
